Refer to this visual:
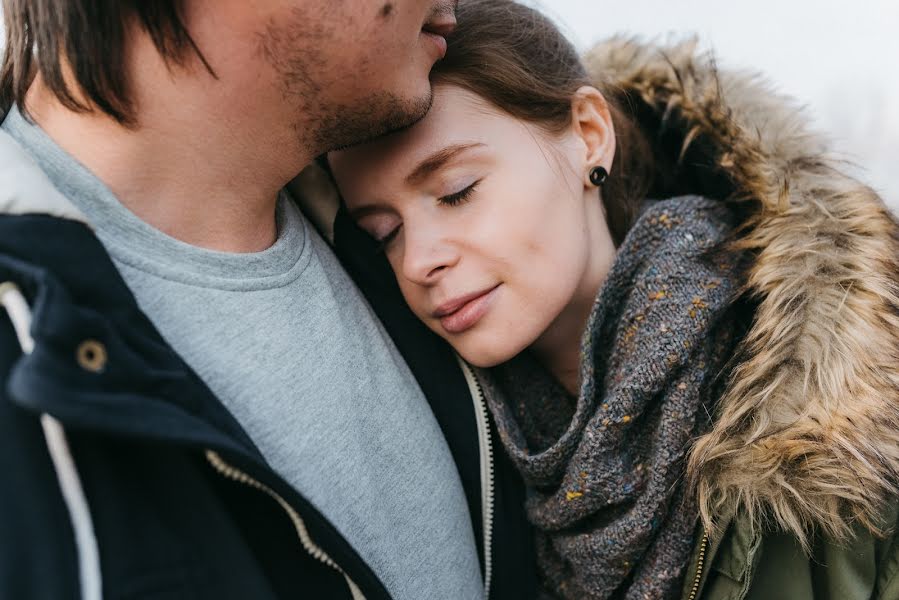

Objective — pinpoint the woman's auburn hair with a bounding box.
[431,0,655,246]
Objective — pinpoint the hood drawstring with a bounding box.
[1,282,103,600]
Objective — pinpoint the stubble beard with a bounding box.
[311,89,434,153]
[259,9,434,158]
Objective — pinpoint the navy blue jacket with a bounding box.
[0,129,535,598]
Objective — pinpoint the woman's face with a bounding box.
[330,84,617,367]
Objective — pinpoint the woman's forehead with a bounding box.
[331,86,500,183]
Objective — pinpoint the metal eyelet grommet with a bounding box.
[76,339,107,373]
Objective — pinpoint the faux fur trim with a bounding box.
[583,38,899,547]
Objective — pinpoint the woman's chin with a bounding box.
[454,341,522,369]
[430,316,536,368]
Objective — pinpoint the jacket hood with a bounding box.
[583,38,899,547]
[0,127,88,224]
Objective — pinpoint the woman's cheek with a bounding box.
[462,184,516,239]
[400,281,442,334]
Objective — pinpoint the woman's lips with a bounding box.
[434,285,500,334]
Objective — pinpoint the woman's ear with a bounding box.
[570,86,616,188]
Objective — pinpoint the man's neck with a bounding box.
[23,54,310,253]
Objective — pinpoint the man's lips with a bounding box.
[422,3,457,38]
[420,30,448,59]
[421,20,456,38]
[421,3,455,59]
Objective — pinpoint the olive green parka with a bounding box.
[682,506,899,600]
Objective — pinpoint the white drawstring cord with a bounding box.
[1,282,103,600]
[0,282,34,353]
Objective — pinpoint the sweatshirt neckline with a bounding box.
[2,106,311,291]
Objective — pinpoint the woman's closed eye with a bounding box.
[375,224,402,252]
[438,179,481,207]
[355,212,401,252]
[370,180,483,252]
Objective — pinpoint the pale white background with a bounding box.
[525,0,899,208]
[1,3,896,205]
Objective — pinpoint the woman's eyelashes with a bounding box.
[438,179,481,207]
[371,179,483,252]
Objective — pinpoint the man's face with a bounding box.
[187,1,456,156]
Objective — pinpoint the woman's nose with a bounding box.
[401,226,459,285]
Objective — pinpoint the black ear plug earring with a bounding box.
[589,166,608,187]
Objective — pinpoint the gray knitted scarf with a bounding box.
[478,196,746,599]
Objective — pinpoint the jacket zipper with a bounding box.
[687,531,709,600]
[3,281,366,599]
[457,357,496,599]
[205,450,366,600]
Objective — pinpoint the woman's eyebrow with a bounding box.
[405,142,485,186]
[348,143,486,221]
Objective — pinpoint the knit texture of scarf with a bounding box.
[478,196,746,599]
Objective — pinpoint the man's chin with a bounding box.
[316,90,434,153]
[369,92,433,141]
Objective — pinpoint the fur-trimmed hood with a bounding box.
[582,38,899,547]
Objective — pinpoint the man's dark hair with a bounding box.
[0,0,213,126]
